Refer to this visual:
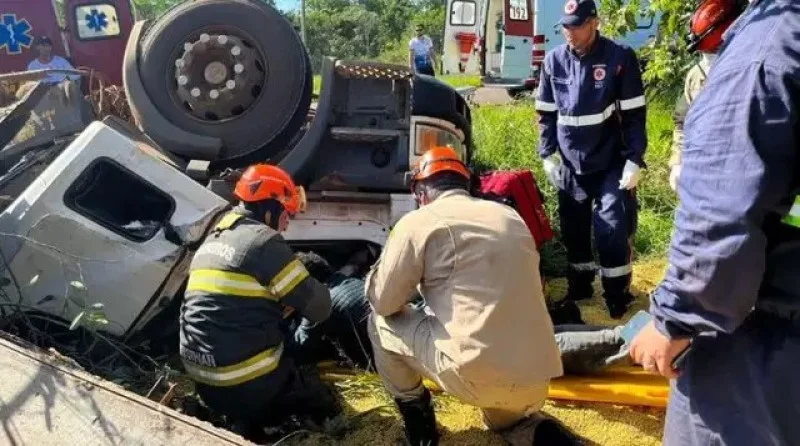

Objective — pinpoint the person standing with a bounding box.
[409,25,437,76]
[27,36,79,85]
[669,0,743,192]
[630,1,800,444]
[535,0,648,319]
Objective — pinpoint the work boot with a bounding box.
[563,282,594,302]
[499,413,586,446]
[605,292,634,320]
[395,387,440,446]
[548,300,585,325]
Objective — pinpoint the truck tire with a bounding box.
[138,0,312,169]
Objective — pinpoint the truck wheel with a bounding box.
[138,0,312,168]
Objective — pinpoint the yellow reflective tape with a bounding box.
[214,212,244,231]
[183,344,283,387]
[269,259,310,298]
[782,196,800,228]
[186,269,276,299]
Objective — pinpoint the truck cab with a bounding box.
[0,0,473,342]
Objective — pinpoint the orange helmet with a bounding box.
[410,146,470,190]
[234,164,306,215]
[688,0,741,53]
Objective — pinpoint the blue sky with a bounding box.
[276,0,299,12]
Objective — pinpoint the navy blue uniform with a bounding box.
[649,1,800,444]
[535,33,647,312]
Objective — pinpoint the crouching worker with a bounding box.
[179,164,340,441]
[366,147,581,445]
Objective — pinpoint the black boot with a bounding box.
[395,387,439,446]
[548,300,585,325]
[564,269,595,302]
[605,292,634,319]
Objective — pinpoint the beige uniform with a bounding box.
[365,189,563,430]
[670,61,710,168]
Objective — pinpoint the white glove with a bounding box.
[669,165,681,192]
[543,154,563,186]
[618,160,642,190]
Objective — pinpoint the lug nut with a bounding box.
[200,33,210,43]
[178,75,189,86]
[234,64,244,74]
[191,88,201,98]
[218,35,228,45]
[209,89,220,100]
[175,59,185,69]
[231,46,241,56]
[184,42,193,52]
[226,80,236,90]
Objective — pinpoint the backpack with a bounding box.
[478,170,554,250]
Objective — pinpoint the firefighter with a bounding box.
[630,1,800,444]
[365,147,578,445]
[535,0,647,319]
[669,0,744,192]
[179,164,338,440]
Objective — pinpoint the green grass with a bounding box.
[469,99,678,274]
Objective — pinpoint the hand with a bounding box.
[619,160,642,190]
[543,154,563,186]
[629,321,691,379]
[669,165,681,192]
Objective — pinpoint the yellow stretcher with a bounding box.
[320,364,670,409]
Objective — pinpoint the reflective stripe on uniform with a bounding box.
[618,95,646,111]
[782,196,800,228]
[601,264,632,278]
[557,103,617,127]
[269,259,309,298]
[182,343,284,387]
[215,212,244,231]
[570,262,598,272]
[187,269,276,299]
[536,100,558,112]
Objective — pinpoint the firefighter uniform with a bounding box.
[535,33,647,311]
[179,208,332,426]
[366,189,563,430]
[650,1,800,444]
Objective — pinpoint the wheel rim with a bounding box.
[170,28,268,123]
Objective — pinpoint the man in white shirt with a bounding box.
[27,36,79,85]
[408,25,436,76]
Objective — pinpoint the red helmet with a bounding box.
[688,0,741,53]
[234,164,306,215]
[412,146,470,180]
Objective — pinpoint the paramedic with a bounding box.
[179,164,338,440]
[366,147,576,445]
[409,25,436,76]
[668,0,743,192]
[27,36,79,85]
[629,1,800,444]
[535,0,647,319]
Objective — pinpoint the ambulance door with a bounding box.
[64,0,133,86]
[0,0,65,74]
[443,0,481,75]
[500,0,533,81]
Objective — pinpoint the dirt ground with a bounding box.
[282,259,670,445]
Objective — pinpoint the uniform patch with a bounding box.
[196,241,237,262]
[593,67,606,81]
[564,0,578,14]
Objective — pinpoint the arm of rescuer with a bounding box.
[615,46,648,168]
[364,216,426,317]
[534,53,559,160]
[253,233,332,323]
[648,63,798,339]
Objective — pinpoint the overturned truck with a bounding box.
[0,0,473,345]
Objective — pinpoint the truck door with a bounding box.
[64,0,133,86]
[500,0,533,81]
[0,0,66,74]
